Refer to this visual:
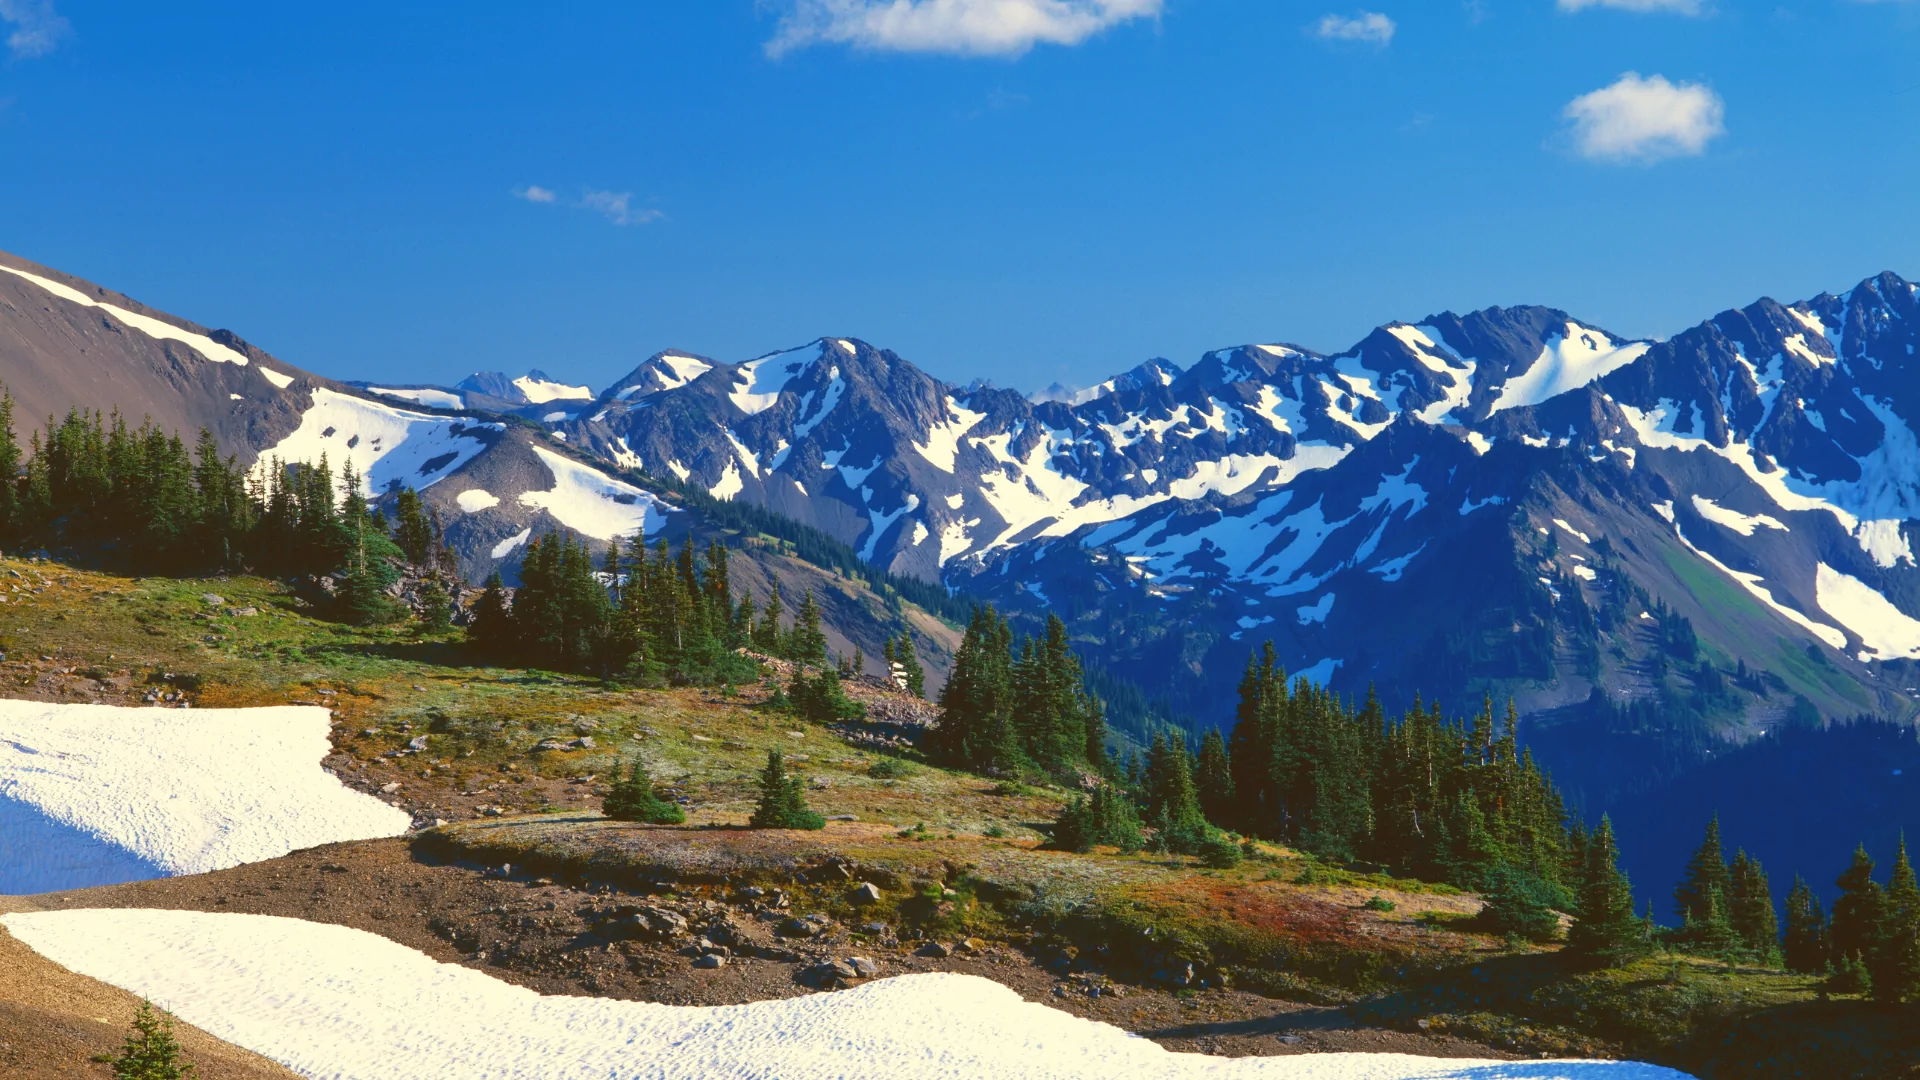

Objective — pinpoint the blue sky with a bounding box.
[1,2,1916,395]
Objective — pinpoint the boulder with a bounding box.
[848,956,880,977]
[915,942,952,958]
[692,954,727,969]
[848,882,882,905]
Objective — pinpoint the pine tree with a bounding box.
[1782,875,1829,974]
[1831,844,1886,967]
[791,588,827,665]
[1194,728,1235,826]
[1870,835,1920,1003]
[390,486,434,565]
[1726,849,1778,961]
[0,388,18,545]
[1050,783,1145,853]
[894,633,925,697]
[603,760,686,824]
[1567,815,1648,967]
[416,577,454,630]
[1674,815,1733,926]
[99,1000,194,1079]
[466,573,514,660]
[1141,733,1210,854]
[929,605,1021,774]
[748,750,825,830]
[753,582,784,655]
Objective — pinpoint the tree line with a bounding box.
[1672,815,1920,1002]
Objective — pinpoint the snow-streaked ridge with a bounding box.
[1,908,1687,1080]
[0,264,251,366]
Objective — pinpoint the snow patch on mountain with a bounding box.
[0,703,407,893]
[255,388,491,495]
[1669,520,1847,650]
[1491,325,1648,413]
[369,387,463,409]
[731,342,823,416]
[491,528,531,558]
[516,445,671,541]
[513,374,592,404]
[1816,562,1920,660]
[1690,496,1787,537]
[456,489,500,512]
[0,264,253,366]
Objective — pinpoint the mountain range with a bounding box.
[6,245,1920,824]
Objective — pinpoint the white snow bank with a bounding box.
[0,909,1688,1080]
[455,488,500,512]
[0,704,408,894]
[1690,496,1787,537]
[512,375,592,403]
[369,387,465,410]
[1490,325,1648,414]
[1815,562,1920,660]
[517,444,671,541]
[730,342,822,416]
[254,388,491,496]
[0,264,251,366]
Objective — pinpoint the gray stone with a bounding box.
[915,942,952,958]
[200,593,226,605]
[848,956,880,977]
[692,954,727,969]
[408,735,430,751]
[849,882,882,905]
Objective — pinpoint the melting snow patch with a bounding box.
[1815,562,1920,660]
[0,264,251,366]
[1294,657,1342,689]
[455,489,500,513]
[1296,593,1334,625]
[730,343,821,416]
[370,387,462,409]
[517,445,671,541]
[491,528,532,559]
[1670,523,1847,650]
[913,398,988,474]
[0,704,407,893]
[254,388,490,495]
[1459,495,1506,516]
[0,909,1682,1080]
[513,375,592,404]
[1490,324,1648,413]
[259,367,295,389]
[1552,519,1592,544]
[1690,496,1787,537]
[1572,565,1598,581]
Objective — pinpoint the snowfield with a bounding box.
[1,908,1689,1080]
[0,703,408,894]
[255,388,494,495]
[518,444,673,541]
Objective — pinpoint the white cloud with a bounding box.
[766,0,1162,58]
[0,0,70,58]
[1313,11,1396,45]
[1557,0,1704,11]
[579,190,663,226]
[515,185,557,204]
[1562,72,1725,164]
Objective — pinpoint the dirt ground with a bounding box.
[4,837,1517,1074]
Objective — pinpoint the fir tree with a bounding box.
[1870,835,1920,1003]
[1477,865,1568,943]
[1674,815,1733,925]
[1726,849,1778,961]
[1567,815,1648,967]
[748,750,825,830]
[1050,783,1145,853]
[753,581,784,655]
[415,577,454,630]
[602,760,686,824]
[790,588,827,665]
[466,573,514,660]
[1782,875,1829,975]
[1142,732,1211,854]
[1831,844,1886,967]
[390,486,434,564]
[894,633,925,697]
[1194,728,1235,825]
[98,1000,194,1080]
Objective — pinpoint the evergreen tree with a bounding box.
[0,389,17,545]
[466,573,514,660]
[1567,815,1648,967]
[1831,844,1887,967]
[753,582,784,655]
[1050,783,1145,853]
[1140,733,1211,854]
[415,577,454,630]
[1477,865,1566,943]
[748,750,825,830]
[1870,836,1920,1003]
[894,633,925,697]
[602,760,686,824]
[1726,849,1778,961]
[1194,728,1235,826]
[1782,875,1830,975]
[1674,815,1733,925]
[333,463,406,625]
[789,665,865,724]
[790,588,827,665]
[99,1000,194,1080]
[390,486,434,564]
[928,605,1021,773]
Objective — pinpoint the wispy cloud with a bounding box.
[766,0,1162,59]
[0,0,71,59]
[579,190,663,226]
[1562,72,1725,164]
[1312,11,1396,46]
[1557,0,1705,14]
[515,185,663,226]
